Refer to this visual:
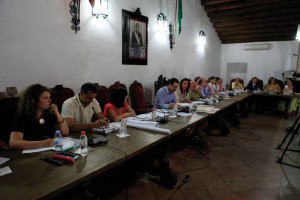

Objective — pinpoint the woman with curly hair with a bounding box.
[9,84,69,150]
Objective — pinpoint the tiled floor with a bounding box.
[109,114,300,200]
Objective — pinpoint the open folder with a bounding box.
[22,137,75,154]
[126,118,171,134]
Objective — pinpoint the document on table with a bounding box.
[0,157,10,165]
[0,166,12,176]
[22,137,75,154]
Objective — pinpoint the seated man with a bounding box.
[199,78,211,98]
[245,77,261,91]
[189,81,201,101]
[154,78,182,109]
[61,82,108,132]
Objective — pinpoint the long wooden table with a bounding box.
[0,93,252,200]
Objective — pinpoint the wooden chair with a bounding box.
[108,81,127,94]
[95,85,110,111]
[0,97,19,147]
[50,85,74,112]
[129,80,153,115]
[154,75,167,96]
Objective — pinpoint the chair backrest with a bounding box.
[154,75,167,96]
[95,85,110,111]
[0,97,19,144]
[276,79,284,90]
[108,81,127,94]
[257,79,264,89]
[129,80,146,114]
[50,85,74,112]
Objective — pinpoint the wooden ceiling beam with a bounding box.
[206,1,300,17]
[210,9,300,23]
[222,37,294,44]
[203,0,287,13]
[201,0,239,6]
[218,27,297,37]
[213,15,300,28]
[220,32,296,41]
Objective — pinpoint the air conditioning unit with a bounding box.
[243,43,270,51]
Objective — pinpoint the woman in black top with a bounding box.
[10,84,69,150]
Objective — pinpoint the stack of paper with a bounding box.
[22,137,75,154]
[126,117,171,134]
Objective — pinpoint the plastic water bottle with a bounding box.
[173,103,178,116]
[79,131,88,157]
[54,130,63,153]
[119,117,127,137]
[151,108,156,121]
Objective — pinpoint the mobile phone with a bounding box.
[40,156,64,166]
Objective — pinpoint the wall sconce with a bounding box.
[199,31,206,45]
[69,0,80,34]
[89,0,108,19]
[169,23,174,50]
[157,13,168,33]
[296,24,300,41]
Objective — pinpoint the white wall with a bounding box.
[0,0,221,102]
[221,41,300,86]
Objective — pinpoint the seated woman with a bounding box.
[189,81,201,101]
[231,78,243,90]
[264,77,281,93]
[9,84,69,150]
[215,77,224,92]
[278,79,299,115]
[104,88,136,122]
[175,78,190,103]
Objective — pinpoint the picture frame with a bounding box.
[122,8,148,65]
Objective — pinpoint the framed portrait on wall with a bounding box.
[122,9,148,65]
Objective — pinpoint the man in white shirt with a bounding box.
[61,82,108,132]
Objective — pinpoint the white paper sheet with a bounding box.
[0,166,12,176]
[90,122,120,134]
[22,137,75,154]
[126,119,159,127]
[126,122,171,134]
[177,112,193,117]
[0,157,10,165]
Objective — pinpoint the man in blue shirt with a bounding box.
[154,78,180,109]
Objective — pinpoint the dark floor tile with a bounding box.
[109,114,300,200]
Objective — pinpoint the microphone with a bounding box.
[156,108,168,124]
[92,107,106,136]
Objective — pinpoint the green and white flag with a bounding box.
[177,0,182,35]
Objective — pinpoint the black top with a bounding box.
[12,112,56,141]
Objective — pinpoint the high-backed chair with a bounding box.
[50,85,74,112]
[154,75,167,96]
[276,79,284,91]
[129,80,152,115]
[0,97,19,147]
[109,81,127,94]
[95,85,110,111]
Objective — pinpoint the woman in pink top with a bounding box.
[104,88,136,122]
